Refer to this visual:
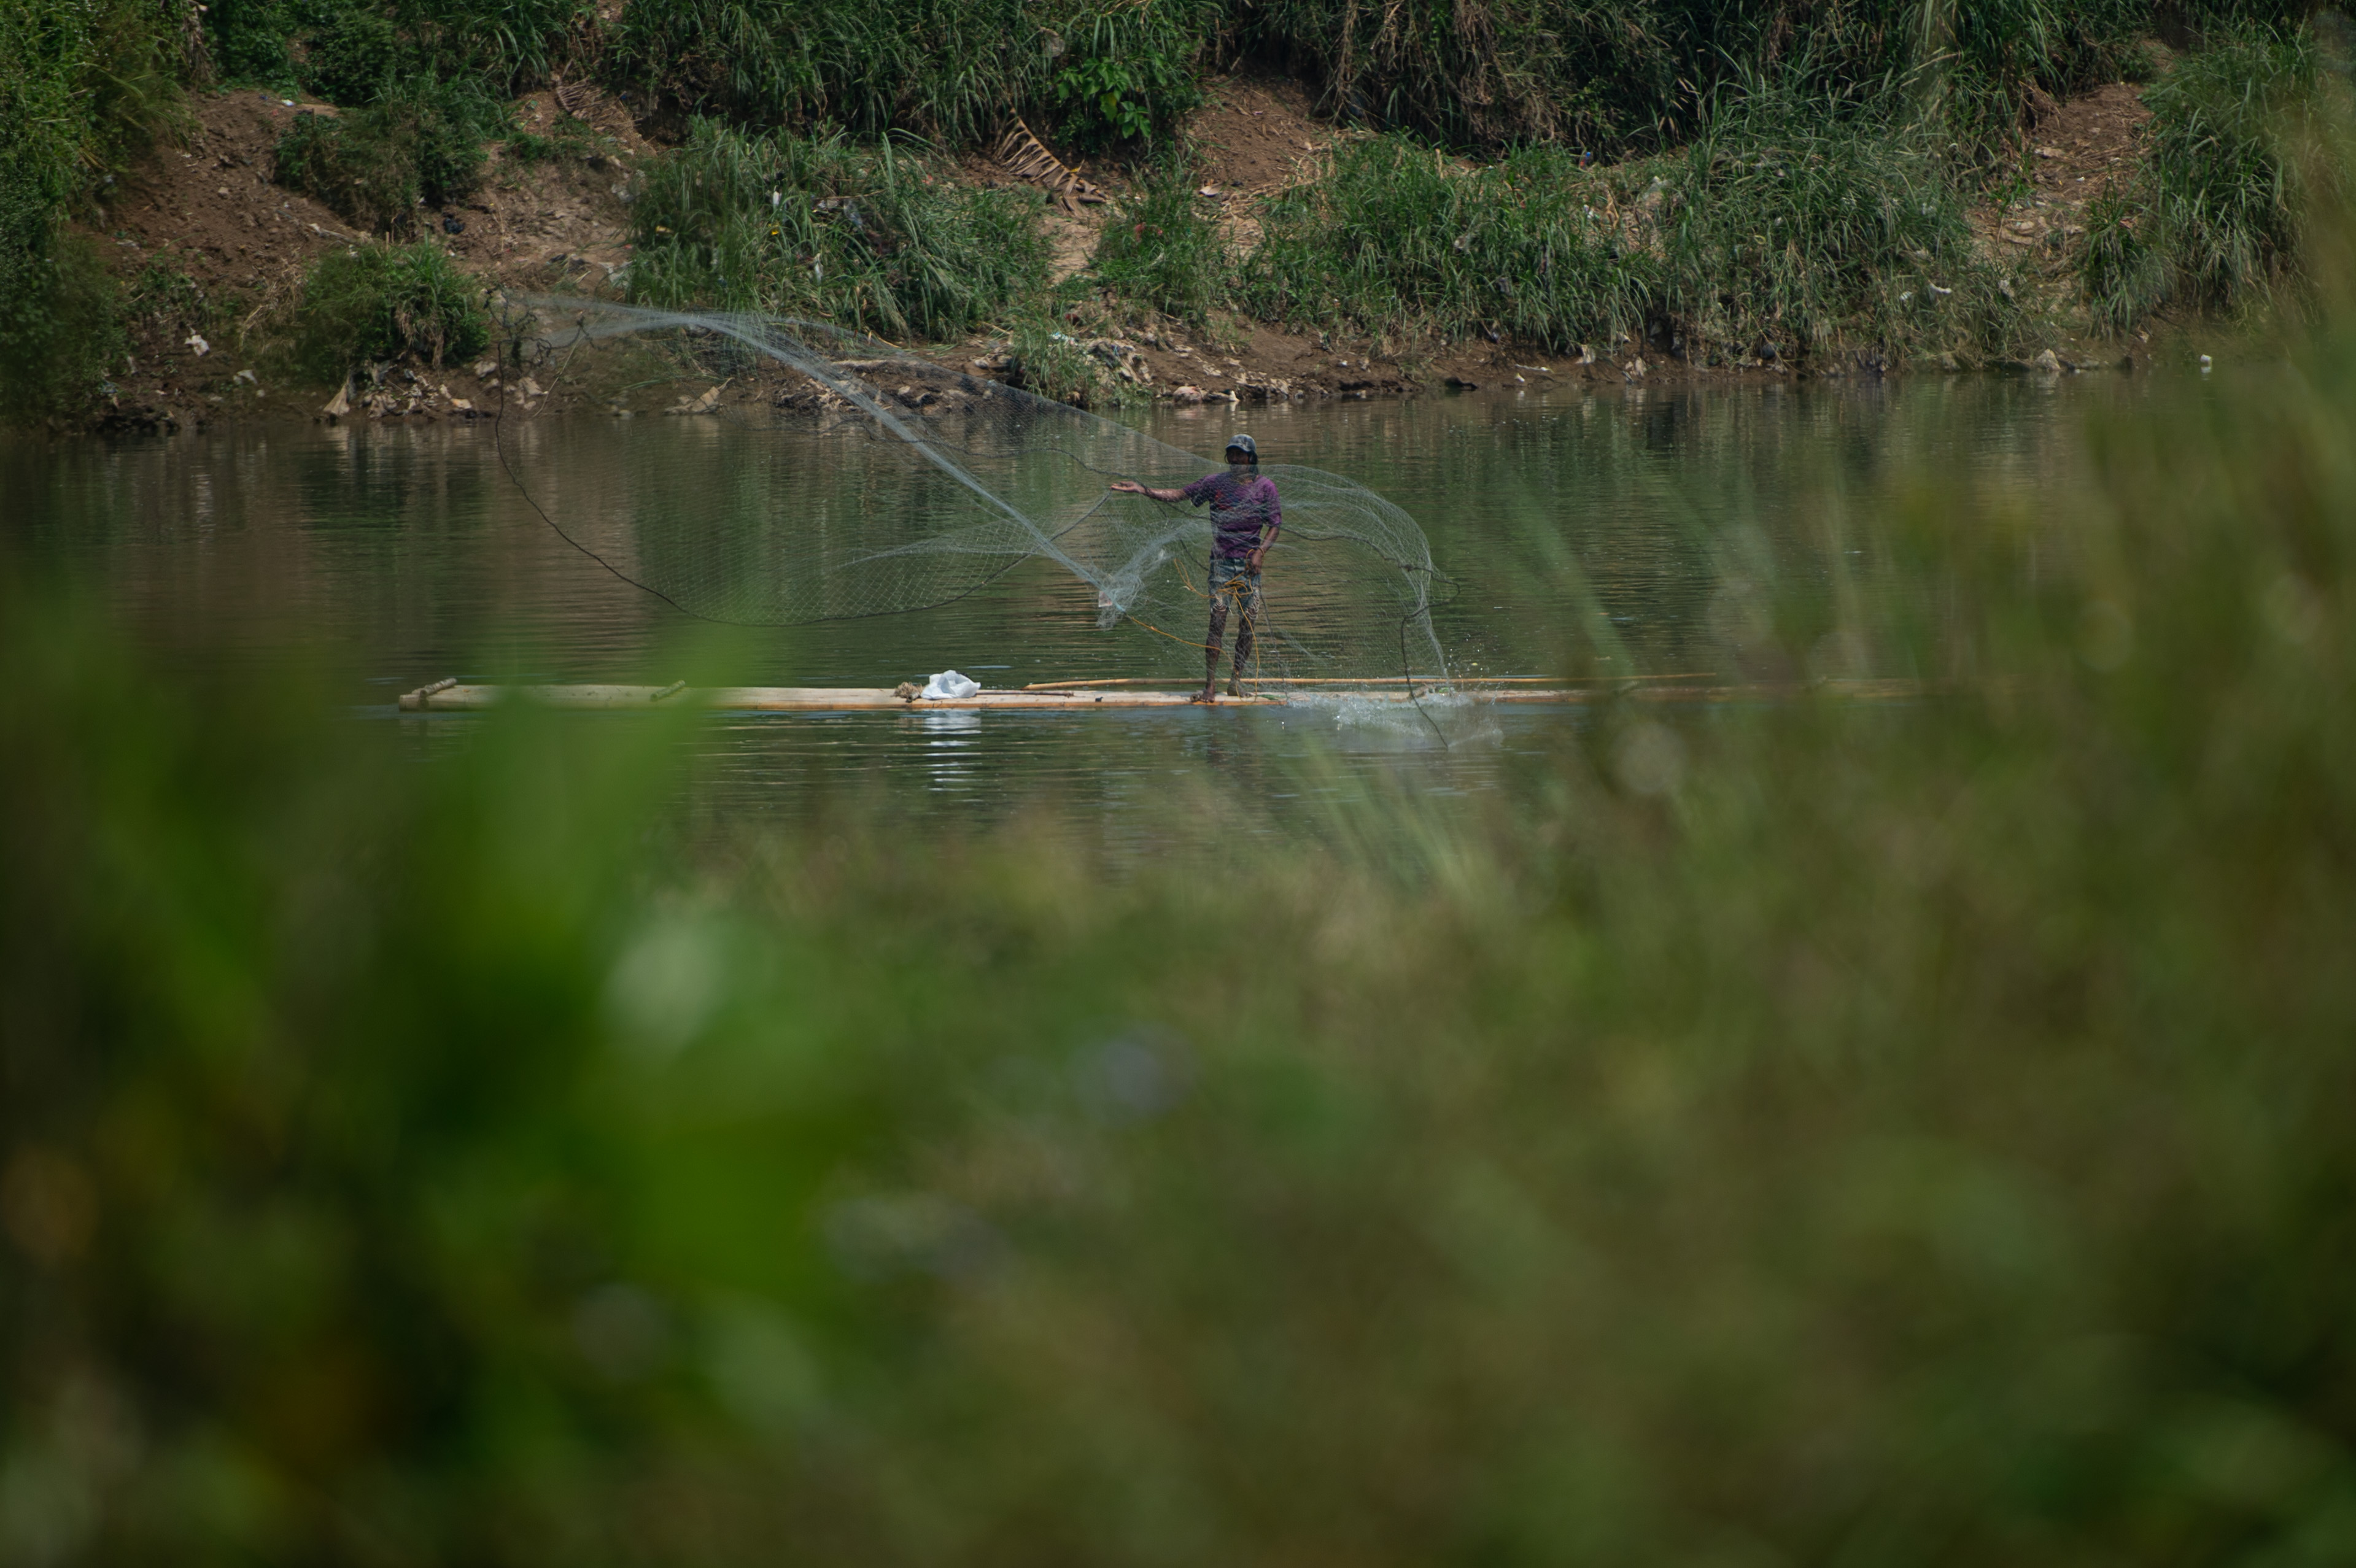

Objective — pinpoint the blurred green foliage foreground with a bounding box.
[8,263,2356,1568]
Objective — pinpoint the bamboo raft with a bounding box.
[395,676,1926,713]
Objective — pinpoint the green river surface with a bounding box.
[6,373,2150,854]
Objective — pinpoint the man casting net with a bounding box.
[495,300,1455,704]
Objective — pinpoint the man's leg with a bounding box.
[1228,582,1258,697]
[1199,596,1228,702]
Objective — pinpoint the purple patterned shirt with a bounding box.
[1180,471,1282,558]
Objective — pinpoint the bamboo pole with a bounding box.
[1019,673,1716,690]
[394,679,1926,714]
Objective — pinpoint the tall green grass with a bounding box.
[2081,23,2343,330]
[1243,0,2163,155]
[0,233,124,420]
[1245,94,2007,363]
[1040,0,1219,149]
[274,79,508,232]
[1087,161,1231,325]
[606,0,2309,161]
[1242,10,2331,358]
[1662,91,2013,361]
[217,0,572,254]
[2079,180,2171,333]
[286,239,489,374]
[1243,136,1654,351]
[611,0,1220,148]
[203,0,586,98]
[1247,0,1680,151]
[7,169,2356,1568]
[0,0,188,417]
[627,120,1049,341]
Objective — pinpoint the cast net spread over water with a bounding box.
[496,301,1454,700]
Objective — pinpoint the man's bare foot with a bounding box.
[1191,686,1217,704]
[1226,678,1243,697]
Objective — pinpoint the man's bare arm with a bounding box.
[1250,501,1282,569]
[1110,481,1187,501]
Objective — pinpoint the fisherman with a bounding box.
[1110,434,1282,703]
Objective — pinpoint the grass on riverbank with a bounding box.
[2080,21,2349,331]
[600,0,2294,162]
[273,77,511,234]
[0,0,188,417]
[201,0,579,99]
[1660,90,2018,362]
[7,191,2356,1568]
[286,240,490,377]
[1088,160,1232,326]
[2,1,2346,422]
[1243,0,2162,155]
[610,0,1222,149]
[1239,92,2015,364]
[626,120,1050,341]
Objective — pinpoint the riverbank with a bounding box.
[2,2,2333,433]
[39,70,2175,439]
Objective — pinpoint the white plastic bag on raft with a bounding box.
[922,670,982,700]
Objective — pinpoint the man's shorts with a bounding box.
[1208,555,1262,616]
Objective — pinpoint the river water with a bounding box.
[6,373,2144,852]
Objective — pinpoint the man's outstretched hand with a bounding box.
[1110,480,1145,495]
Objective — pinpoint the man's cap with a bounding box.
[1224,433,1258,462]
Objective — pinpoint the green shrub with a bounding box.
[2074,21,2340,331]
[275,108,420,231]
[614,0,1026,143]
[274,78,504,231]
[1658,91,2007,360]
[201,0,308,86]
[289,239,487,376]
[1002,313,1108,403]
[1244,136,1655,349]
[1044,0,1215,149]
[0,231,123,419]
[1088,163,1230,324]
[1242,0,1680,150]
[627,120,1048,342]
[1240,0,2155,156]
[0,7,84,357]
[1,0,185,421]
[611,0,1219,149]
[298,0,408,103]
[2138,23,2330,311]
[203,0,586,99]
[2155,0,2324,47]
[1924,0,2155,149]
[401,82,503,202]
[413,0,591,88]
[1244,95,1998,361]
[2077,180,2168,333]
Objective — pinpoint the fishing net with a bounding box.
[494,299,1455,701]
